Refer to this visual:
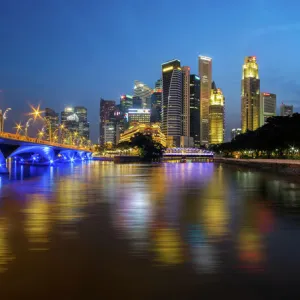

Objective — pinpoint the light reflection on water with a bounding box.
[0,161,300,297]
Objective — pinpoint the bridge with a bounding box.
[0,131,93,174]
[163,148,214,158]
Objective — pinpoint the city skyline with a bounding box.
[1,1,300,142]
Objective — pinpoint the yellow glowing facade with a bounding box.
[241,56,260,132]
[209,88,225,144]
[119,123,166,147]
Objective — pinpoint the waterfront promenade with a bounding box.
[214,157,300,175]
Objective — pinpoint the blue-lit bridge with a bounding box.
[0,132,93,173]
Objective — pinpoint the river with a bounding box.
[0,161,300,299]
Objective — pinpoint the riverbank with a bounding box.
[214,157,300,175]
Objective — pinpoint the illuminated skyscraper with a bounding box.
[128,108,151,126]
[209,87,225,144]
[198,56,212,146]
[120,95,133,113]
[99,99,115,145]
[182,66,190,137]
[133,80,152,109]
[259,93,276,126]
[74,106,89,140]
[190,75,200,147]
[280,103,293,116]
[61,106,79,134]
[241,56,260,132]
[162,59,182,147]
[44,108,59,140]
[231,128,242,140]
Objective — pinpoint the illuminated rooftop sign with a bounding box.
[128,109,150,114]
[195,76,200,80]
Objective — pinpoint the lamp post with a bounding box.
[25,118,33,136]
[14,122,23,135]
[0,108,12,132]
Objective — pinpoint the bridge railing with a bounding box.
[0,132,91,152]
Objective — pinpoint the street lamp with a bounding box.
[29,104,43,120]
[25,118,34,137]
[14,122,23,135]
[0,108,12,132]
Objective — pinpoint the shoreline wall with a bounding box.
[214,158,300,175]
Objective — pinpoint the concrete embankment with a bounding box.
[214,157,300,175]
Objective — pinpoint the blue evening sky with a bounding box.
[1,0,300,142]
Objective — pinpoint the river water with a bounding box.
[0,161,300,299]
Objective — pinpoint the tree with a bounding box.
[130,133,165,161]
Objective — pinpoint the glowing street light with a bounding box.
[29,104,44,120]
[14,122,23,134]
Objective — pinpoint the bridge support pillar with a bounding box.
[0,144,19,174]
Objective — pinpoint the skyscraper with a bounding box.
[280,103,294,116]
[128,108,151,126]
[231,128,242,140]
[150,90,162,123]
[133,80,152,109]
[61,106,79,135]
[99,99,115,145]
[120,95,133,113]
[182,66,190,137]
[74,106,90,140]
[209,87,225,144]
[44,108,59,141]
[198,56,212,146]
[190,75,200,147]
[161,59,182,147]
[155,79,162,90]
[241,56,260,132]
[259,93,276,126]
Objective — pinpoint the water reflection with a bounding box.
[0,161,300,297]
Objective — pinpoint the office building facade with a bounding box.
[182,66,190,137]
[209,88,225,144]
[259,93,276,126]
[133,81,152,109]
[61,106,79,135]
[127,108,151,126]
[231,128,242,140]
[190,75,200,147]
[120,95,133,113]
[44,108,59,141]
[99,99,116,145]
[280,103,293,116]
[199,56,212,145]
[74,106,89,140]
[162,59,182,147]
[241,56,260,132]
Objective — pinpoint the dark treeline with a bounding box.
[211,113,300,158]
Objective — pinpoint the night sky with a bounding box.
[1,0,300,142]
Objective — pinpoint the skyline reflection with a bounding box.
[0,161,300,298]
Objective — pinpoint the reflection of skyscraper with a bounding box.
[162,59,182,147]
[209,87,225,144]
[74,106,89,140]
[190,75,200,147]
[199,56,212,146]
[133,81,152,109]
[280,103,293,116]
[241,56,260,132]
[182,66,190,137]
[99,99,115,145]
